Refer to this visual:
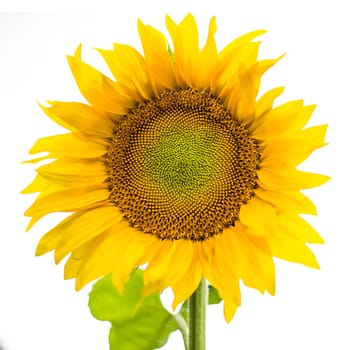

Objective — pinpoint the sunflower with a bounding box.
[23,14,329,322]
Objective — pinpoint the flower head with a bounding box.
[24,14,329,322]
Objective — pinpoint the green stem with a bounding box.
[188,278,207,350]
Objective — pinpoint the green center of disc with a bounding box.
[146,126,218,196]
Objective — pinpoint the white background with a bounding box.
[0,1,358,349]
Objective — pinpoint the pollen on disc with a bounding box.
[105,89,260,241]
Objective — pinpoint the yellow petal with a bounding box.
[29,133,106,158]
[258,167,330,191]
[67,45,131,114]
[236,65,257,121]
[166,14,199,87]
[198,241,242,321]
[171,249,202,309]
[64,234,103,279]
[220,63,255,122]
[249,55,284,99]
[291,104,316,131]
[239,197,278,236]
[253,100,305,140]
[212,41,259,96]
[97,48,145,102]
[218,30,266,62]
[137,20,176,94]
[196,16,218,89]
[255,187,317,215]
[22,156,49,164]
[261,124,328,167]
[199,238,241,307]
[142,240,173,289]
[143,240,193,296]
[113,44,154,100]
[255,86,285,119]
[112,229,159,294]
[213,29,267,101]
[36,158,106,186]
[54,206,123,263]
[163,240,195,288]
[39,101,113,137]
[267,230,320,268]
[21,174,48,194]
[75,224,133,290]
[25,186,109,225]
[196,239,215,287]
[223,298,240,323]
[225,226,275,295]
[217,55,283,122]
[213,277,241,314]
[35,211,83,255]
[277,213,324,243]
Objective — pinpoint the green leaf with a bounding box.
[167,43,174,63]
[208,285,222,305]
[89,271,179,350]
[179,299,189,323]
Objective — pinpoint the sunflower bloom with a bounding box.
[23,14,329,322]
